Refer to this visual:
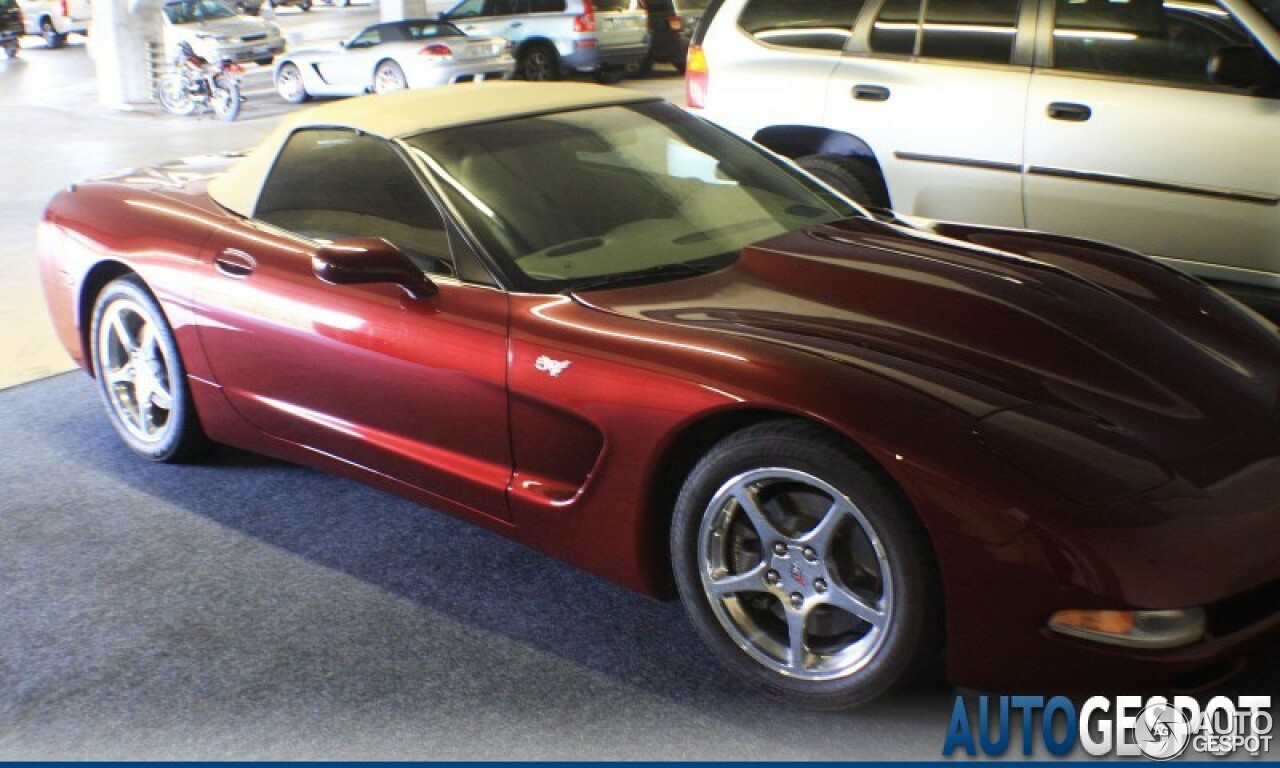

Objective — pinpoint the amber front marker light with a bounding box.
[1048,608,1207,649]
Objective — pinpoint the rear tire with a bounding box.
[298,0,312,9]
[796,154,891,210]
[211,76,241,121]
[90,276,209,463]
[41,19,65,49]
[594,65,625,84]
[517,43,559,81]
[372,59,407,93]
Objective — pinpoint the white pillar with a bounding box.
[89,0,165,107]
[379,0,427,22]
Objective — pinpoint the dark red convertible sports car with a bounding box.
[39,82,1280,708]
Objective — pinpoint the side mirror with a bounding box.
[1209,45,1280,90]
[313,237,437,299]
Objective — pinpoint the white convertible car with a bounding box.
[274,20,513,102]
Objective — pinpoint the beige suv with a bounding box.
[689,0,1280,314]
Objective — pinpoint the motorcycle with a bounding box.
[156,43,244,121]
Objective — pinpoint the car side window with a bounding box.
[350,27,382,46]
[1051,0,1254,85]
[256,130,454,276]
[737,0,865,52]
[448,0,487,18]
[921,0,1020,64]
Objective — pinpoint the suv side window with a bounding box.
[1051,0,1253,85]
[528,0,565,11]
[738,0,865,52]
[921,0,1019,64]
[257,130,453,275]
[869,0,920,55]
[870,0,1020,63]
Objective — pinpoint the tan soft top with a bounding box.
[208,81,654,218]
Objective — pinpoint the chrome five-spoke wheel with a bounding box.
[672,421,939,709]
[90,276,207,462]
[700,467,892,681]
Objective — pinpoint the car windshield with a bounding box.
[405,102,859,293]
[164,0,238,23]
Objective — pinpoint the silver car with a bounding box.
[274,20,514,103]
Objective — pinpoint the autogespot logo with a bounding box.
[943,695,1273,759]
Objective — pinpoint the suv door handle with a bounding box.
[214,248,256,279]
[852,84,891,102]
[1047,102,1092,122]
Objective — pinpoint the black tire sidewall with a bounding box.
[671,424,937,709]
[797,155,889,210]
[519,46,558,81]
[89,278,198,462]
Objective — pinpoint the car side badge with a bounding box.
[535,355,572,378]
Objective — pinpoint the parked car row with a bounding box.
[435,0,706,82]
[687,0,1280,309]
[274,19,514,102]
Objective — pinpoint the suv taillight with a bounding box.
[574,0,596,32]
[667,14,682,31]
[60,0,67,17]
[685,43,707,108]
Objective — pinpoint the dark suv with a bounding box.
[635,0,707,73]
[0,0,22,58]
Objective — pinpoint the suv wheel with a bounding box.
[41,19,64,49]
[797,155,890,210]
[594,65,625,85]
[518,44,559,81]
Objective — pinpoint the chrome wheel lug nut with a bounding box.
[814,578,828,594]
[789,592,804,609]
[765,569,781,586]
[772,542,788,556]
[802,546,818,562]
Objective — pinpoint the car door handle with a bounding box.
[214,248,256,279]
[852,84,891,102]
[1047,102,1092,122]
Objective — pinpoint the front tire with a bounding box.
[372,59,407,93]
[90,276,209,462]
[671,421,940,710]
[275,62,309,103]
[155,73,196,116]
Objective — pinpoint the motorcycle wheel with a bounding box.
[156,74,197,116]
[211,76,241,121]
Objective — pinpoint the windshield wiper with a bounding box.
[568,262,717,294]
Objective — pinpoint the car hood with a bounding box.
[575,216,1280,478]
